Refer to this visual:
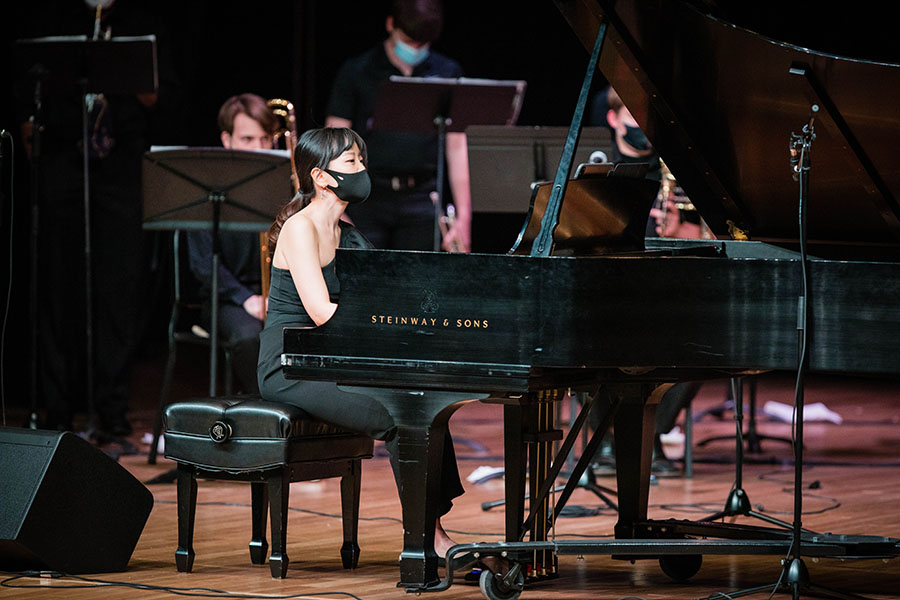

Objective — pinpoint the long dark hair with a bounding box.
[267,127,367,253]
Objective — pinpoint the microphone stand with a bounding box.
[784,105,817,598]
[700,104,880,600]
[780,106,872,600]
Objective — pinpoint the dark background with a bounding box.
[0,0,897,413]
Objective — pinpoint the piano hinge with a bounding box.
[726,220,750,241]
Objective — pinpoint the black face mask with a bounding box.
[324,168,371,204]
[622,125,651,152]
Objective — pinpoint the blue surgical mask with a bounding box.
[394,39,430,67]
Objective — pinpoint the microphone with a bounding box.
[803,104,820,135]
[789,104,819,179]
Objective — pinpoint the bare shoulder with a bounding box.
[274,212,318,268]
[282,211,315,234]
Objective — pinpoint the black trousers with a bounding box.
[202,302,261,394]
[36,142,146,431]
[258,356,465,517]
[588,382,702,438]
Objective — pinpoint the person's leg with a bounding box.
[260,377,396,441]
[91,150,144,436]
[434,428,467,556]
[656,382,702,435]
[216,303,263,394]
[653,382,702,475]
[37,152,86,430]
[260,369,464,557]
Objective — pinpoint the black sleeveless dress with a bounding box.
[256,221,463,515]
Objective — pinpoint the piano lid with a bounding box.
[554,0,900,249]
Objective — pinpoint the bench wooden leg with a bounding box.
[340,460,362,569]
[249,481,269,565]
[267,469,290,578]
[175,464,197,572]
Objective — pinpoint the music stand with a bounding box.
[143,147,292,396]
[466,125,615,214]
[14,35,157,432]
[372,76,527,250]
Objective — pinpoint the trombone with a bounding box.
[259,98,299,316]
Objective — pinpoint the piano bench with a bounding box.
[163,396,374,578]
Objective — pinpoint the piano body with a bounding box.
[283,0,900,594]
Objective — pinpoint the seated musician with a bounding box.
[591,86,703,474]
[186,93,276,394]
[256,127,464,557]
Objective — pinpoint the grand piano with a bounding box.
[283,0,900,596]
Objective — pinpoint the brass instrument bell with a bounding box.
[267,98,299,194]
[259,98,300,315]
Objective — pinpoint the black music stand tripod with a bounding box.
[14,35,157,438]
[696,376,792,456]
[142,148,291,397]
[702,377,795,529]
[372,76,526,251]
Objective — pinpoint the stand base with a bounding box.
[704,488,797,530]
[481,467,618,512]
[699,557,879,600]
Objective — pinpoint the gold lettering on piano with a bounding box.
[456,319,489,329]
[369,315,490,330]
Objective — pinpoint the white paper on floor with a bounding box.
[763,400,843,424]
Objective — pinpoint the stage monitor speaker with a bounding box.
[0,427,154,573]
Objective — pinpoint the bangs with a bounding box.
[326,128,368,166]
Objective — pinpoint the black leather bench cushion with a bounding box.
[164,398,374,472]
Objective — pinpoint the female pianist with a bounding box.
[257,127,464,558]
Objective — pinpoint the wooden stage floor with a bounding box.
[3,370,900,599]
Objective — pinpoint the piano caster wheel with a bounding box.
[479,565,525,600]
[659,553,703,582]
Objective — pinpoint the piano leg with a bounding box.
[613,383,671,539]
[503,403,527,545]
[354,388,484,590]
[396,421,448,587]
[503,391,563,580]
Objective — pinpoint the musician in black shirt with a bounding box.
[593,86,702,473]
[325,0,472,253]
[16,0,181,438]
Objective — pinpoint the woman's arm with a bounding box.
[278,216,338,326]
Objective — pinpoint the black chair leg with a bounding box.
[175,465,197,572]
[267,469,290,578]
[340,460,362,569]
[249,481,269,565]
